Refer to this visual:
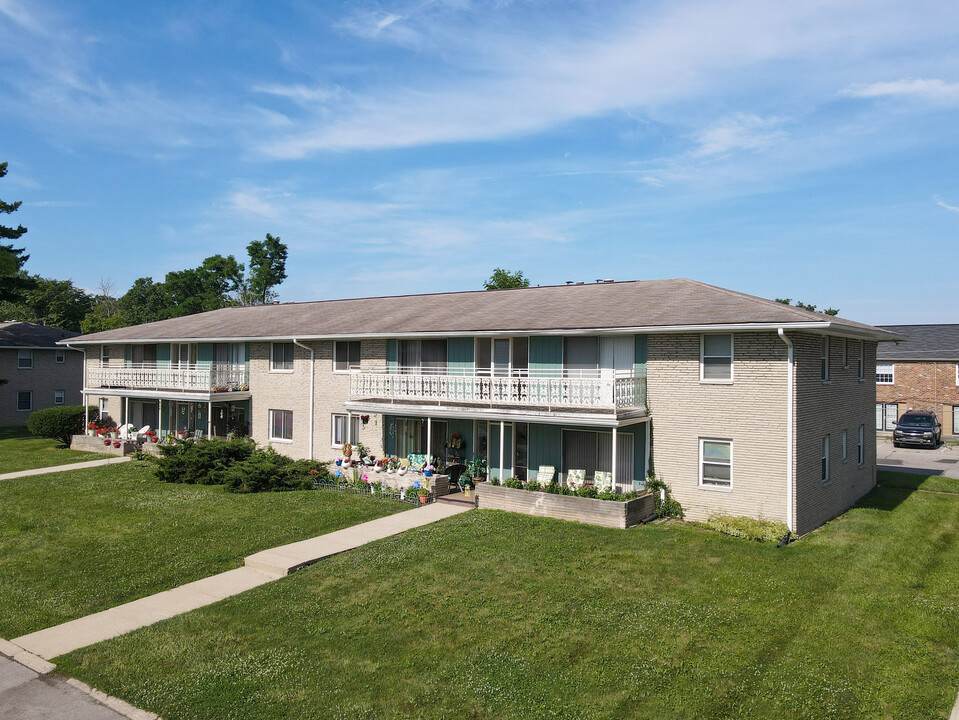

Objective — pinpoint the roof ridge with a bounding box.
[681,279,832,322]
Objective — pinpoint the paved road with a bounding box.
[0,656,127,720]
[876,436,959,479]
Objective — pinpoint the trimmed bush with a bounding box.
[216,449,330,493]
[706,513,789,542]
[155,438,255,485]
[28,405,99,446]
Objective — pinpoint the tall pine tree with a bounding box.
[0,162,33,303]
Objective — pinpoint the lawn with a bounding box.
[0,426,109,474]
[0,460,409,638]
[877,469,959,495]
[57,473,959,720]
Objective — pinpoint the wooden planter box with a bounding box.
[475,483,655,529]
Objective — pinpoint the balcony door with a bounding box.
[214,342,246,366]
[172,343,197,368]
[475,337,528,377]
[564,337,599,377]
[600,336,633,375]
[131,344,157,367]
[398,339,447,374]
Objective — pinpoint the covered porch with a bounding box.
[85,389,251,440]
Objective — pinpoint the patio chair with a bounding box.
[407,453,428,472]
[566,468,586,490]
[593,471,612,493]
[535,465,556,484]
[117,423,137,440]
[135,425,151,442]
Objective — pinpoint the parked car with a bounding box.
[892,411,942,448]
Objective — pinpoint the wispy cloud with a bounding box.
[843,78,959,103]
[693,114,787,158]
[934,195,959,214]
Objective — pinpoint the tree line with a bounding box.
[0,162,288,333]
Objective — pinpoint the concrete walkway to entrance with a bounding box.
[11,501,472,660]
[0,456,130,483]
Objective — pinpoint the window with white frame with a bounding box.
[55,350,65,364]
[841,429,847,461]
[331,413,360,446]
[701,334,733,382]
[100,345,109,366]
[334,341,361,372]
[270,342,294,372]
[857,340,864,380]
[54,389,65,405]
[820,337,829,381]
[699,439,732,488]
[822,435,830,483]
[99,397,109,418]
[17,391,32,411]
[269,409,293,441]
[18,349,33,369]
[876,363,894,385]
[858,425,864,465]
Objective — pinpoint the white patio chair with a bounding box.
[566,468,586,490]
[135,425,151,442]
[535,465,556,484]
[118,423,137,440]
[593,471,612,493]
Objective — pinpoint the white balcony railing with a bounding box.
[349,366,647,412]
[87,362,249,393]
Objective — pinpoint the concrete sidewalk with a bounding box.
[0,457,130,482]
[13,501,472,660]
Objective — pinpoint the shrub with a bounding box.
[28,405,99,446]
[503,477,524,489]
[217,448,329,493]
[155,438,255,485]
[706,513,789,543]
[645,476,684,519]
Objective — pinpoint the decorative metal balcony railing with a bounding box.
[87,363,249,393]
[349,367,646,412]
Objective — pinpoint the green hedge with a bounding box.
[27,405,99,446]
[706,513,789,542]
[155,438,255,485]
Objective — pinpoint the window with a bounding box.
[332,413,360,446]
[100,345,109,366]
[269,410,293,441]
[821,435,830,483]
[841,429,847,461]
[55,350,65,364]
[858,425,865,465]
[842,339,848,368]
[172,343,197,367]
[99,398,109,418]
[857,340,864,380]
[876,363,894,385]
[18,349,33,369]
[270,342,294,372]
[700,439,732,488]
[54,389,65,405]
[701,334,733,382]
[334,341,361,372]
[820,337,829,381]
[17,391,32,411]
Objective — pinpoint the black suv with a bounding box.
[893,411,942,448]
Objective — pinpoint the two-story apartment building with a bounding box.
[875,324,959,436]
[62,279,902,535]
[0,321,82,425]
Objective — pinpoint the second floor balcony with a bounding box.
[348,366,647,414]
[87,362,250,394]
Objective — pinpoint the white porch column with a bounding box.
[158,399,163,438]
[611,426,618,493]
[207,401,212,438]
[83,393,88,429]
[125,396,130,427]
[426,416,432,460]
[347,411,353,444]
[499,420,505,482]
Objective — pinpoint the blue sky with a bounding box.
[1,0,957,324]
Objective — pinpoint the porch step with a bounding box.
[436,493,477,508]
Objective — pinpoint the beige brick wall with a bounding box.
[0,347,83,426]
[249,339,386,461]
[793,335,877,535]
[647,332,790,526]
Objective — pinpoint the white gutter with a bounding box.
[292,338,315,460]
[55,322,907,346]
[777,328,795,533]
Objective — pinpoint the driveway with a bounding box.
[877,436,959,480]
[0,656,128,720]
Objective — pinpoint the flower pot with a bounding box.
[335,459,342,466]
[150,437,158,443]
[418,494,429,504]
[113,441,121,448]
[424,470,433,478]
[104,439,111,446]
[397,468,407,476]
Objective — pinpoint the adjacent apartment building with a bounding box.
[0,321,82,426]
[62,279,902,535]
[875,324,959,436]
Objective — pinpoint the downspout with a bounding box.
[777,329,795,533]
[292,339,315,460]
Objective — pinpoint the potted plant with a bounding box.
[112,440,121,448]
[416,484,430,504]
[145,431,158,443]
[423,462,435,478]
[87,422,98,436]
[360,414,370,426]
[467,456,487,484]
[103,438,112,446]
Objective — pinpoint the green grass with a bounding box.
[0,426,109,474]
[877,469,959,495]
[56,473,959,720]
[0,461,409,637]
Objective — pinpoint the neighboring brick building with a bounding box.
[0,322,82,426]
[64,279,901,534]
[875,324,959,436]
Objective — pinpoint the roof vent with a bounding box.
[575,281,585,285]
[565,281,575,285]
[603,278,614,283]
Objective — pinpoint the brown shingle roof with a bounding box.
[63,279,901,344]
